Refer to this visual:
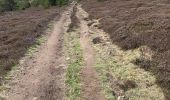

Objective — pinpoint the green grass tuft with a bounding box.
[64,31,83,100]
[90,30,164,100]
[26,36,47,56]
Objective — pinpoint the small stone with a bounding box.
[66,57,70,60]
[87,21,95,26]
[59,64,66,67]
[117,96,125,100]
[33,97,38,100]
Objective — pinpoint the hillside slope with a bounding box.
[82,0,170,99]
[0,7,64,82]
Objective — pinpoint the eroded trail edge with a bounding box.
[76,5,106,100]
[4,4,75,100]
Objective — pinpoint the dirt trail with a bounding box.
[2,3,105,100]
[5,4,75,100]
[76,5,105,100]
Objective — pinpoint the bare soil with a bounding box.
[82,0,170,99]
[76,5,105,100]
[3,5,75,100]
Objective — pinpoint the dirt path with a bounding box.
[5,4,75,100]
[2,3,105,100]
[76,5,105,100]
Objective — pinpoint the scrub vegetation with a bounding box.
[0,0,69,12]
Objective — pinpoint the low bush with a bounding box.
[0,0,16,11]
[56,0,69,6]
[0,0,69,12]
[16,0,30,10]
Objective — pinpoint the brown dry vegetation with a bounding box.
[82,0,170,99]
[0,7,64,82]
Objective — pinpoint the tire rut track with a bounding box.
[5,3,76,100]
[76,5,106,100]
[4,3,106,100]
